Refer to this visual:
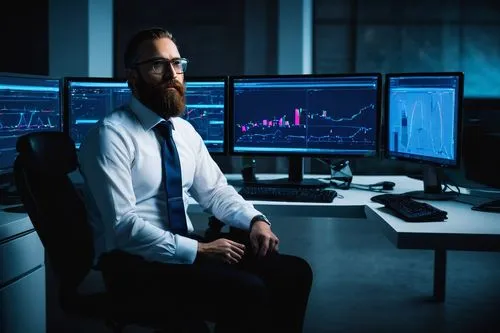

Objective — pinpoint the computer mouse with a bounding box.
[370,181,396,191]
[471,199,500,213]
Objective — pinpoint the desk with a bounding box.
[67,172,500,302]
[187,174,393,219]
[188,174,500,302]
[0,204,46,333]
[365,191,500,302]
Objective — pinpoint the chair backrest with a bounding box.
[13,132,94,309]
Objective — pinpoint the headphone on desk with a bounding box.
[351,181,396,191]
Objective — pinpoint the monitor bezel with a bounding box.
[228,73,383,158]
[183,75,229,156]
[0,72,63,173]
[383,71,465,169]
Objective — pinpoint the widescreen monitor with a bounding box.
[64,77,227,153]
[229,73,382,187]
[183,76,227,154]
[64,78,131,148]
[0,73,62,172]
[385,72,464,200]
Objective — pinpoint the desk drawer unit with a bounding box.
[1,231,44,285]
[0,229,46,333]
[0,266,46,333]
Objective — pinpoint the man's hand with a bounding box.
[197,238,245,264]
[249,221,279,257]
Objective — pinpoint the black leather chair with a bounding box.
[13,132,210,333]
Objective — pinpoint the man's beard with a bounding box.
[135,74,186,119]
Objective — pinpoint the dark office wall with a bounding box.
[113,0,278,173]
[0,1,49,75]
[113,0,246,77]
[313,0,500,97]
[311,0,500,176]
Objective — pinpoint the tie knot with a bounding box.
[155,121,173,139]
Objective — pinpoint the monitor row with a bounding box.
[0,72,464,173]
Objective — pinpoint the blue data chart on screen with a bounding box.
[0,76,61,170]
[387,75,460,166]
[68,81,131,148]
[232,76,379,155]
[183,80,225,153]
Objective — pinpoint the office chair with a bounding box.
[13,132,210,333]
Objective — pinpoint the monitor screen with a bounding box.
[0,73,62,171]
[183,77,227,154]
[64,78,131,148]
[385,73,464,167]
[230,74,381,157]
[65,77,227,153]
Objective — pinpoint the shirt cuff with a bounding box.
[232,207,263,231]
[174,234,198,264]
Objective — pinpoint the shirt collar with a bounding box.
[129,95,176,132]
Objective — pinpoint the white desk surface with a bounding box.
[0,205,32,241]
[4,172,499,251]
[187,174,414,218]
[188,173,500,251]
[360,177,500,251]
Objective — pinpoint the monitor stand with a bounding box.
[248,156,329,189]
[404,166,458,201]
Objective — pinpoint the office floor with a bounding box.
[46,214,500,333]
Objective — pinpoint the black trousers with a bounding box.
[98,232,313,333]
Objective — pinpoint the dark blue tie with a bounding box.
[155,121,188,235]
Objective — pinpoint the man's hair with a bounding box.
[124,27,175,69]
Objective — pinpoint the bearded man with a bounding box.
[78,27,313,333]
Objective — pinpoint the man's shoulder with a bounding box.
[86,106,142,137]
[171,116,200,137]
[171,116,191,128]
[101,105,138,129]
[81,106,139,148]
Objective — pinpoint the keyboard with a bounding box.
[371,194,447,222]
[239,186,337,203]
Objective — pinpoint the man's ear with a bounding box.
[125,69,136,92]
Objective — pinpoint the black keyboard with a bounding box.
[371,194,447,222]
[239,186,337,203]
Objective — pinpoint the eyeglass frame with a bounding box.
[132,57,189,75]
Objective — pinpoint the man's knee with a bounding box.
[236,273,269,305]
[220,274,270,331]
[282,255,313,287]
[298,256,313,282]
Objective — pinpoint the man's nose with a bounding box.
[162,63,178,80]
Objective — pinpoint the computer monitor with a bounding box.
[462,98,500,211]
[183,76,227,154]
[64,76,227,153]
[229,73,382,187]
[385,72,464,200]
[0,72,62,202]
[64,77,131,148]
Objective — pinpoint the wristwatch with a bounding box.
[250,214,271,229]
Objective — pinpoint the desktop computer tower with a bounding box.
[463,124,500,189]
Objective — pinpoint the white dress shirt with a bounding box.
[79,96,262,265]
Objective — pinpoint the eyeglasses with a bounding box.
[133,57,188,75]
